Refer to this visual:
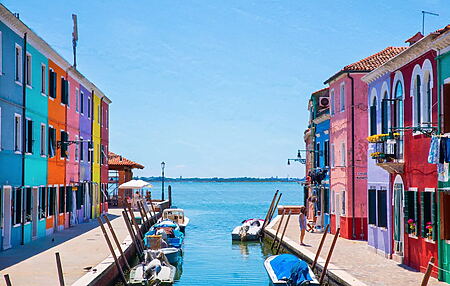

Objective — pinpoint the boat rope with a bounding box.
[423,262,450,274]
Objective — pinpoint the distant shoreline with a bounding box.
[137,177,303,183]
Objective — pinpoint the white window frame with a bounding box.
[15,44,22,85]
[421,59,433,127]
[75,135,79,161]
[14,113,22,153]
[87,97,91,119]
[80,136,84,162]
[75,88,79,113]
[330,89,335,115]
[80,91,84,115]
[105,109,108,129]
[25,117,32,155]
[330,143,335,167]
[331,190,335,213]
[41,64,46,96]
[40,123,46,157]
[341,142,346,167]
[340,83,345,112]
[25,52,32,88]
[341,190,346,215]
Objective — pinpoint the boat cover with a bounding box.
[270,254,312,285]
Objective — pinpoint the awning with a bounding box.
[118,179,152,189]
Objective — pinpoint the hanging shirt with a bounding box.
[440,137,447,164]
[428,136,440,164]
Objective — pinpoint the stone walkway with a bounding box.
[0,208,129,286]
[267,215,447,286]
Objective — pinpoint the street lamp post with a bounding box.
[161,161,166,201]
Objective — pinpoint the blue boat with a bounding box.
[264,254,319,285]
[144,220,185,249]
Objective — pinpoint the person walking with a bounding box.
[299,206,307,246]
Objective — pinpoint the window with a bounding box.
[88,141,92,163]
[49,69,56,98]
[330,144,335,167]
[14,114,22,152]
[40,124,46,156]
[59,187,65,214]
[421,190,436,240]
[75,88,79,112]
[15,45,22,83]
[394,81,404,160]
[97,143,100,163]
[340,83,345,112]
[330,89,335,115]
[25,53,31,87]
[414,74,421,127]
[440,192,450,240]
[341,191,346,215]
[65,187,72,214]
[76,184,84,210]
[25,118,33,154]
[370,96,377,136]
[12,187,22,225]
[48,126,56,158]
[48,187,56,216]
[331,190,335,213]
[80,137,84,161]
[61,77,69,105]
[423,73,432,126]
[324,140,329,167]
[98,104,101,124]
[377,189,387,227]
[381,92,389,134]
[368,188,376,225]
[25,187,32,222]
[60,130,68,159]
[101,145,105,165]
[105,109,108,129]
[324,188,330,214]
[39,187,46,219]
[87,97,91,119]
[75,135,79,161]
[405,189,418,235]
[80,92,84,114]
[315,142,320,167]
[41,64,46,94]
[340,142,346,166]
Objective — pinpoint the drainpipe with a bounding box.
[20,33,27,245]
[436,49,442,280]
[347,73,357,240]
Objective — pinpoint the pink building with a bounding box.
[325,47,407,240]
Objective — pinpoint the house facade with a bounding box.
[0,4,111,251]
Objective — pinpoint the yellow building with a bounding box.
[92,90,101,218]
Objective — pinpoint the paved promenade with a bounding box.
[0,209,129,286]
[267,215,446,286]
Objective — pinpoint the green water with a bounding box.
[159,181,304,285]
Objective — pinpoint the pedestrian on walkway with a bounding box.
[299,206,307,246]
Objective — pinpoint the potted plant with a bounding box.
[426,222,433,240]
[407,219,416,236]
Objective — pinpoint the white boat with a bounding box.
[129,251,176,285]
[144,247,182,265]
[231,218,264,241]
[162,208,190,233]
[264,254,319,286]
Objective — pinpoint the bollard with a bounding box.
[168,185,172,207]
[55,252,65,286]
[103,215,131,271]
[311,224,329,271]
[421,257,435,286]
[4,274,12,286]
[271,210,286,250]
[319,227,340,285]
[276,211,292,254]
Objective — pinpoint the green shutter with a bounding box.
[432,192,437,241]
[421,192,425,238]
[382,99,389,134]
[414,191,418,235]
[370,105,377,135]
[404,190,410,233]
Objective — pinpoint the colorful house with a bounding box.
[101,94,111,213]
[325,47,405,240]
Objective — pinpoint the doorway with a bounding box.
[32,187,38,239]
[335,192,341,230]
[2,186,12,250]
[393,175,404,261]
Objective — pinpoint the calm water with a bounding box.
[156,181,304,286]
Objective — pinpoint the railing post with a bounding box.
[421,257,435,286]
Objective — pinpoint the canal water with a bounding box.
[155,181,304,286]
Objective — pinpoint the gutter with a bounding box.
[20,32,27,245]
[347,73,357,240]
[324,70,370,85]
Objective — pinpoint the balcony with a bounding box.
[368,133,404,174]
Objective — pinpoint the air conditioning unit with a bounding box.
[319,97,329,108]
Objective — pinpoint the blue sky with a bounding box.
[3,0,449,178]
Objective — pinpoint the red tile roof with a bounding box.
[405,32,424,45]
[435,24,450,34]
[311,87,329,95]
[108,152,144,169]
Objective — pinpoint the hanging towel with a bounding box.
[428,136,440,164]
[438,163,450,182]
[440,137,447,164]
[445,138,450,163]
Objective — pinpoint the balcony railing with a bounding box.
[368,133,404,174]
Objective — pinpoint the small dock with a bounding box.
[264,214,447,286]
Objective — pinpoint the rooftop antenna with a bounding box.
[72,14,78,69]
[422,10,439,35]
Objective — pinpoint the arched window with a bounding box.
[414,74,421,127]
[394,80,404,160]
[370,96,377,135]
[423,72,432,126]
[381,91,389,134]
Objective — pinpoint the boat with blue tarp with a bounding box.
[264,254,319,285]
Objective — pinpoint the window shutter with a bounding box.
[420,192,425,238]
[382,99,389,134]
[414,191,418,234]
[432,192,437,241]
[404,191,410,233]
[369,189,376,225]
[370,105,377,135]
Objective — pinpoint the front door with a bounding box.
[394,182,404,258]
[32,187,38,239]
[2,186,12,250]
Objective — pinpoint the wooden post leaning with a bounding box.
[268,193,282,224]
[421,257,435,286]
[125,207,145,251]
[168,185,172,207]
[127,204,144,240]
[271,209,286,250]
[138,200,152,227]
[55,252,65,286]
[276,210,292,254]
[3,274,12,286]
[311,224,330,271]
[103,214,131,271]
[97,217,127,284]
[262,190,279,232]
[148,197,159,224]
[136,201,149,231]
[319,227,340,285]
[122,210,144,258]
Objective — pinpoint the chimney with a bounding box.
[405,32,424,46]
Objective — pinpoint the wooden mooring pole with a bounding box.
[136,201,149,230]
[319,227,340,285]
[262,190,279,231]
[103,214,131,271]
[122,210,144,258]
[4,274,12,286]
[311,224,329,271]
[276,211,292,254]
[421,257,435,286]
[268,193,282,223]
[55,252,65,286]
[97,217,127,284]
[168,185,172,206]
[127,205,144,240]
[138,200,151,227]
[271,209,286,250]
[147,197,159,224]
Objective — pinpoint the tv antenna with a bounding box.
[422,10,439,35]
[72,14,78,69]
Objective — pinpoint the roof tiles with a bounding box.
[108,152,144,169]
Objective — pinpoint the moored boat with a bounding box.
[145,220,184,248]
[129,251,176,285]
[161,208,190,233]
[264,254,319,286]
[231,219,264,241]
[145,247,182,265]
